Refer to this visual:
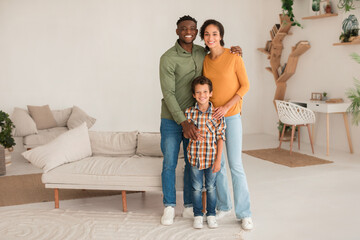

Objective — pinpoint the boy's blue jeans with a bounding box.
[191,165,217,217]
[160,118,192,207]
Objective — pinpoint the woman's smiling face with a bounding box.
[203,24,222,49]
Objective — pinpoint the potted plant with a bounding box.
[281,0,302,27]
[277,121,297,141]
[323,92,328,101]
[338,0,360,12]
[346,53,360,125]
[0,110,16,166]
[339,14,359,42]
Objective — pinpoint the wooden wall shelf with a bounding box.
[302,13,338,20]
[333,41,360,46]
[258,14,310,109]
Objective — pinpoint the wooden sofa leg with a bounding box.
[122,190,127,212]
[54,188,59,209]
[202,191,206,213]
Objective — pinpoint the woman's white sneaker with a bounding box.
[241,217,253,230]
[161,206,175,225]
[207,216,218,229]
[193,216,204,229]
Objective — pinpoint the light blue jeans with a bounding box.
[191,166,217,217]
[160,118,192,207]
[216,114,252,219]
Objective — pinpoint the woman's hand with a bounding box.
[212,106,229,120]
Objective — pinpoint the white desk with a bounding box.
[291,100,353,155]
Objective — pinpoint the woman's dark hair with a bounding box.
[191,76,213,94]
[199,19,225,51]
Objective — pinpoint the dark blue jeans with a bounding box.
[191,166,217,217]
[160,118,192,207]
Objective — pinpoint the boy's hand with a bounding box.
[230,46,243,57]
[212,158,221,173]
[181,121,204,141]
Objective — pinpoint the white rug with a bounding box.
[0,209,250,240]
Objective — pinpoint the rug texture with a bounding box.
[243,148,333,167]
[0,174,121,207]
[0,209,248,240]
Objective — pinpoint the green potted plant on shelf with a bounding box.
[0,110,16,166]
[338,0,360,12]
[281,0,302,27]
[346,53,360,125]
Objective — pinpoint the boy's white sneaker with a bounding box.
[241,217,254,230]
[182,207,194,218]
[207,216,218,229]
[161,206,175,226]
[216,210,232,220]
[193,216,204,229]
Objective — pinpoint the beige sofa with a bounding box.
[22,124,184,212]
[11,105,96,149]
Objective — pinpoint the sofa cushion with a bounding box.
[27,105,58,130]
[10,108,38,137]
[89,131,138,156]
[52,108,72,127]
[136,132,162,157]
[22,123,92,173]
[42,155,184,190]
[67,106,96,129]
[136,132,184,158]
[23,127,68,149]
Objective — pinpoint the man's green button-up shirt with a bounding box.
[159,41,206,124]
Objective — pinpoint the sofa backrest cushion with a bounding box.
[27,105,58,130]
[10,108,38,137]
[22,122,92,173]
[67,106,96,129]
[52,108,72,127]
[89,131,138,156]
[136,132,184,158]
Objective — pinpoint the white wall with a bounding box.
[260,0,360,153]
[0,0,264,134]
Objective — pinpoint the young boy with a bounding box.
[184,76,226,229]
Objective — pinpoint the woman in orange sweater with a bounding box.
[200,19,253,230]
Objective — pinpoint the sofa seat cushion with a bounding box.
[42,155,184,190]
[23,127,68,148]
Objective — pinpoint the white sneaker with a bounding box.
[241,217,254,230]
[193,216,203,229]
[182,207,194,218]
[161,206,175,226]
[207,216,218,229]
[216,210,232,220]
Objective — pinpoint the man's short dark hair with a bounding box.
[200,19,225,51]
[191,76,213,94]
[177,15,197,26]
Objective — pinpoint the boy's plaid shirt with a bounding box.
[185,102,226,170]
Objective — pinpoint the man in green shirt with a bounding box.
[159,15,241,225]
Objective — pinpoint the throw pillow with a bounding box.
[52,108,72,127]
[67,106,96,129]
[89,131,138,156]
[22,122,92,173]
[10,108,38,137]
[27,105,57,130]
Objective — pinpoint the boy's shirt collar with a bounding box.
[194,101,213,114]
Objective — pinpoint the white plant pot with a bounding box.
[5,148,13,166]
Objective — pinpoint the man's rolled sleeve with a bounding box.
[160,56,186,124]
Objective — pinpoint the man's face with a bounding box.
[176,20,198,45]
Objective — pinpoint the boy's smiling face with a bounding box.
[193,83,212,105]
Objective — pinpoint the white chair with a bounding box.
[275,100,316,154]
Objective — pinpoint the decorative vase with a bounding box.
[311,0,321,15]
[5,147,13,166]
[0,146,5,175]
